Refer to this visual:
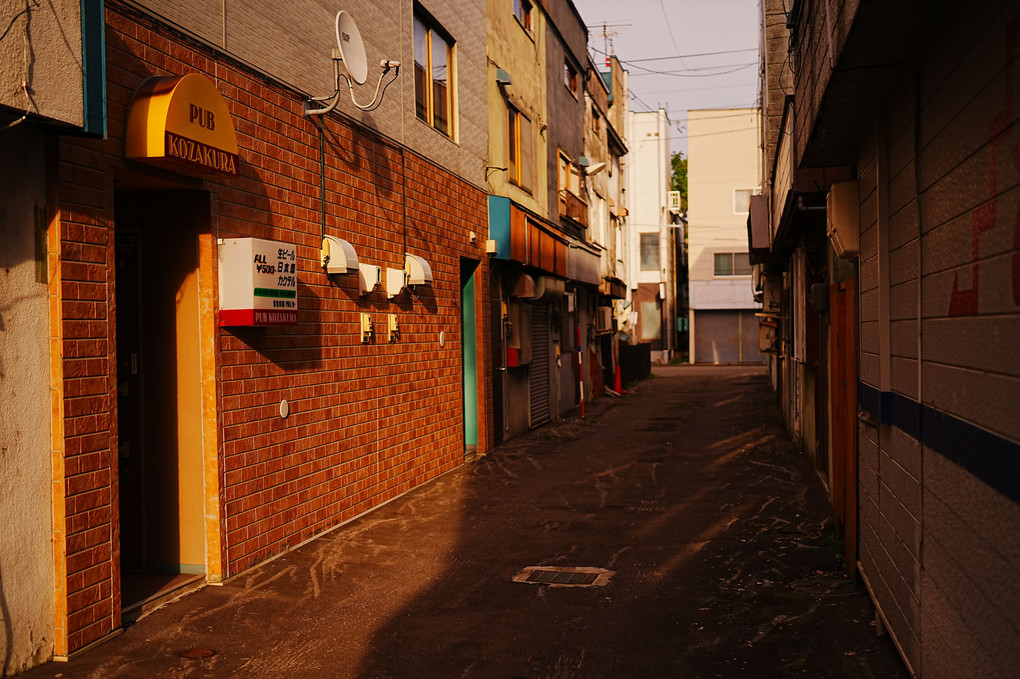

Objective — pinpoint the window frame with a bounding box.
[640,233,659,271]
[714,252,752,276]
[733,188,752,214]
[564,59,579,98]
[558,150,583,198]
[513,0,533,33]
[414,13,455,138]
[506,101,533,191]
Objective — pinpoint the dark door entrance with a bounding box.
[829,275,858,581]
[114,189,207,608]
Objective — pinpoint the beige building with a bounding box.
[687,108,763,364]
[1,1,104,672]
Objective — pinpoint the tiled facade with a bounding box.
[756,0,1020,674]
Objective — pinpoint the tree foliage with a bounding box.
[670,151,688,212]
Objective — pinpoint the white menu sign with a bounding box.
[219,237,298,326]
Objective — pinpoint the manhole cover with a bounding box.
[180,648,216,659]
[513,566,614,588]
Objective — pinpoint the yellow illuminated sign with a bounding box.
[126,73,239,176]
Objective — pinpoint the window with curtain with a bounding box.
[640,233,659,271]
[733,188,752,214]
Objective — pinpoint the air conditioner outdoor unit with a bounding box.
[595,306,613,334]
[668,190,681,214]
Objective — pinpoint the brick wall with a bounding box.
[51,1,492,654]
[856,1,1020,674]
[128,0,488,189]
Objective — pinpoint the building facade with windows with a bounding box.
[1,0,492,667]
[627,108,679,362]
[485,0,602,439]
[584,55,630,388]
[687,107,764,364]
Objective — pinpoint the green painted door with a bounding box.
[460,260,478,452]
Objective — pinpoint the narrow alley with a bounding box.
[22,367,906,679]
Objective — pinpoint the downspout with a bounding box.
[319,117,327,242]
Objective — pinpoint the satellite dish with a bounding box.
[335,11,368,85]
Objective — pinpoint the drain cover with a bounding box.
[513,566,614,588]
[180,648,216,659]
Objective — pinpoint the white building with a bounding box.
[626,108,676,362]
[687,108,763,364]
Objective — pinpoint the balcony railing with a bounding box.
[559,190,589,227]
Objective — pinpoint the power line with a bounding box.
[658,0,686,70]
[624,60,757,78]
[590,45,758,63]
[628,61,758,77]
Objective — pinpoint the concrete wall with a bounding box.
[855,1,1020,674]
[128,0,487,187]
[0,0,83,126]
[0,127,55,674]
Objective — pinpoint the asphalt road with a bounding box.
[21,365,907,678]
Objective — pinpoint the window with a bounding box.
[558,151,579,196]
[640,300,661,340]
[640,233,659,271]
[513,0,532,32]
[507,103,533,190]
[592,107,601,134]
[564,59,578,96]
[733,188,752,214]
[714,252,752,276]
[414,14,454,136]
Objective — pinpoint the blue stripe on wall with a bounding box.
[858,382,1020,503]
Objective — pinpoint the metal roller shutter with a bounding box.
[529,303,551,427]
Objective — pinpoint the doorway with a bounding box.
[114,189,208,609]
[460,259,479,456]
[829,275,858,580]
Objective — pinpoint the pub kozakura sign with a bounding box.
[125,73,239,176]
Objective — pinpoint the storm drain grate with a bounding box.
[513,566,614,588]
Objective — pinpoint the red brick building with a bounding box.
[35,0,491,658]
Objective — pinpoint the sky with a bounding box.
[573,0,761,156]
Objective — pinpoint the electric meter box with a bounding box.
[219,237,298,326]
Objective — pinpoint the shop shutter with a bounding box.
[529,303,551,427]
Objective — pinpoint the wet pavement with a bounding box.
[22,366,907,678]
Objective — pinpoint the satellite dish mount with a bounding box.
[304,11,400,115]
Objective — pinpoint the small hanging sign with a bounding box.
[219,238,298,326]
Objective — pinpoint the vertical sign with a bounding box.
[219,238,298,326]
